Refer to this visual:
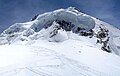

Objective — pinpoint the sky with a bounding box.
[0,0,120,33]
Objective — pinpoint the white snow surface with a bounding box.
[0,7,120,76]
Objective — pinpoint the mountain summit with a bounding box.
[0,7,120,76]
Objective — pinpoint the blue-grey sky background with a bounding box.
[0,0,120,33]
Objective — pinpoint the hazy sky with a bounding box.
[0,0,120,33]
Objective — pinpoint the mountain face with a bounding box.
[0,7,120,76]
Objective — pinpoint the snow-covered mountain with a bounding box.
[0,7,120,76]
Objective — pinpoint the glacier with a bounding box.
[0,7,120,76]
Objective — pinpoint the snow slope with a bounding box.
[0,7,120,76]
[1,39,120,76]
